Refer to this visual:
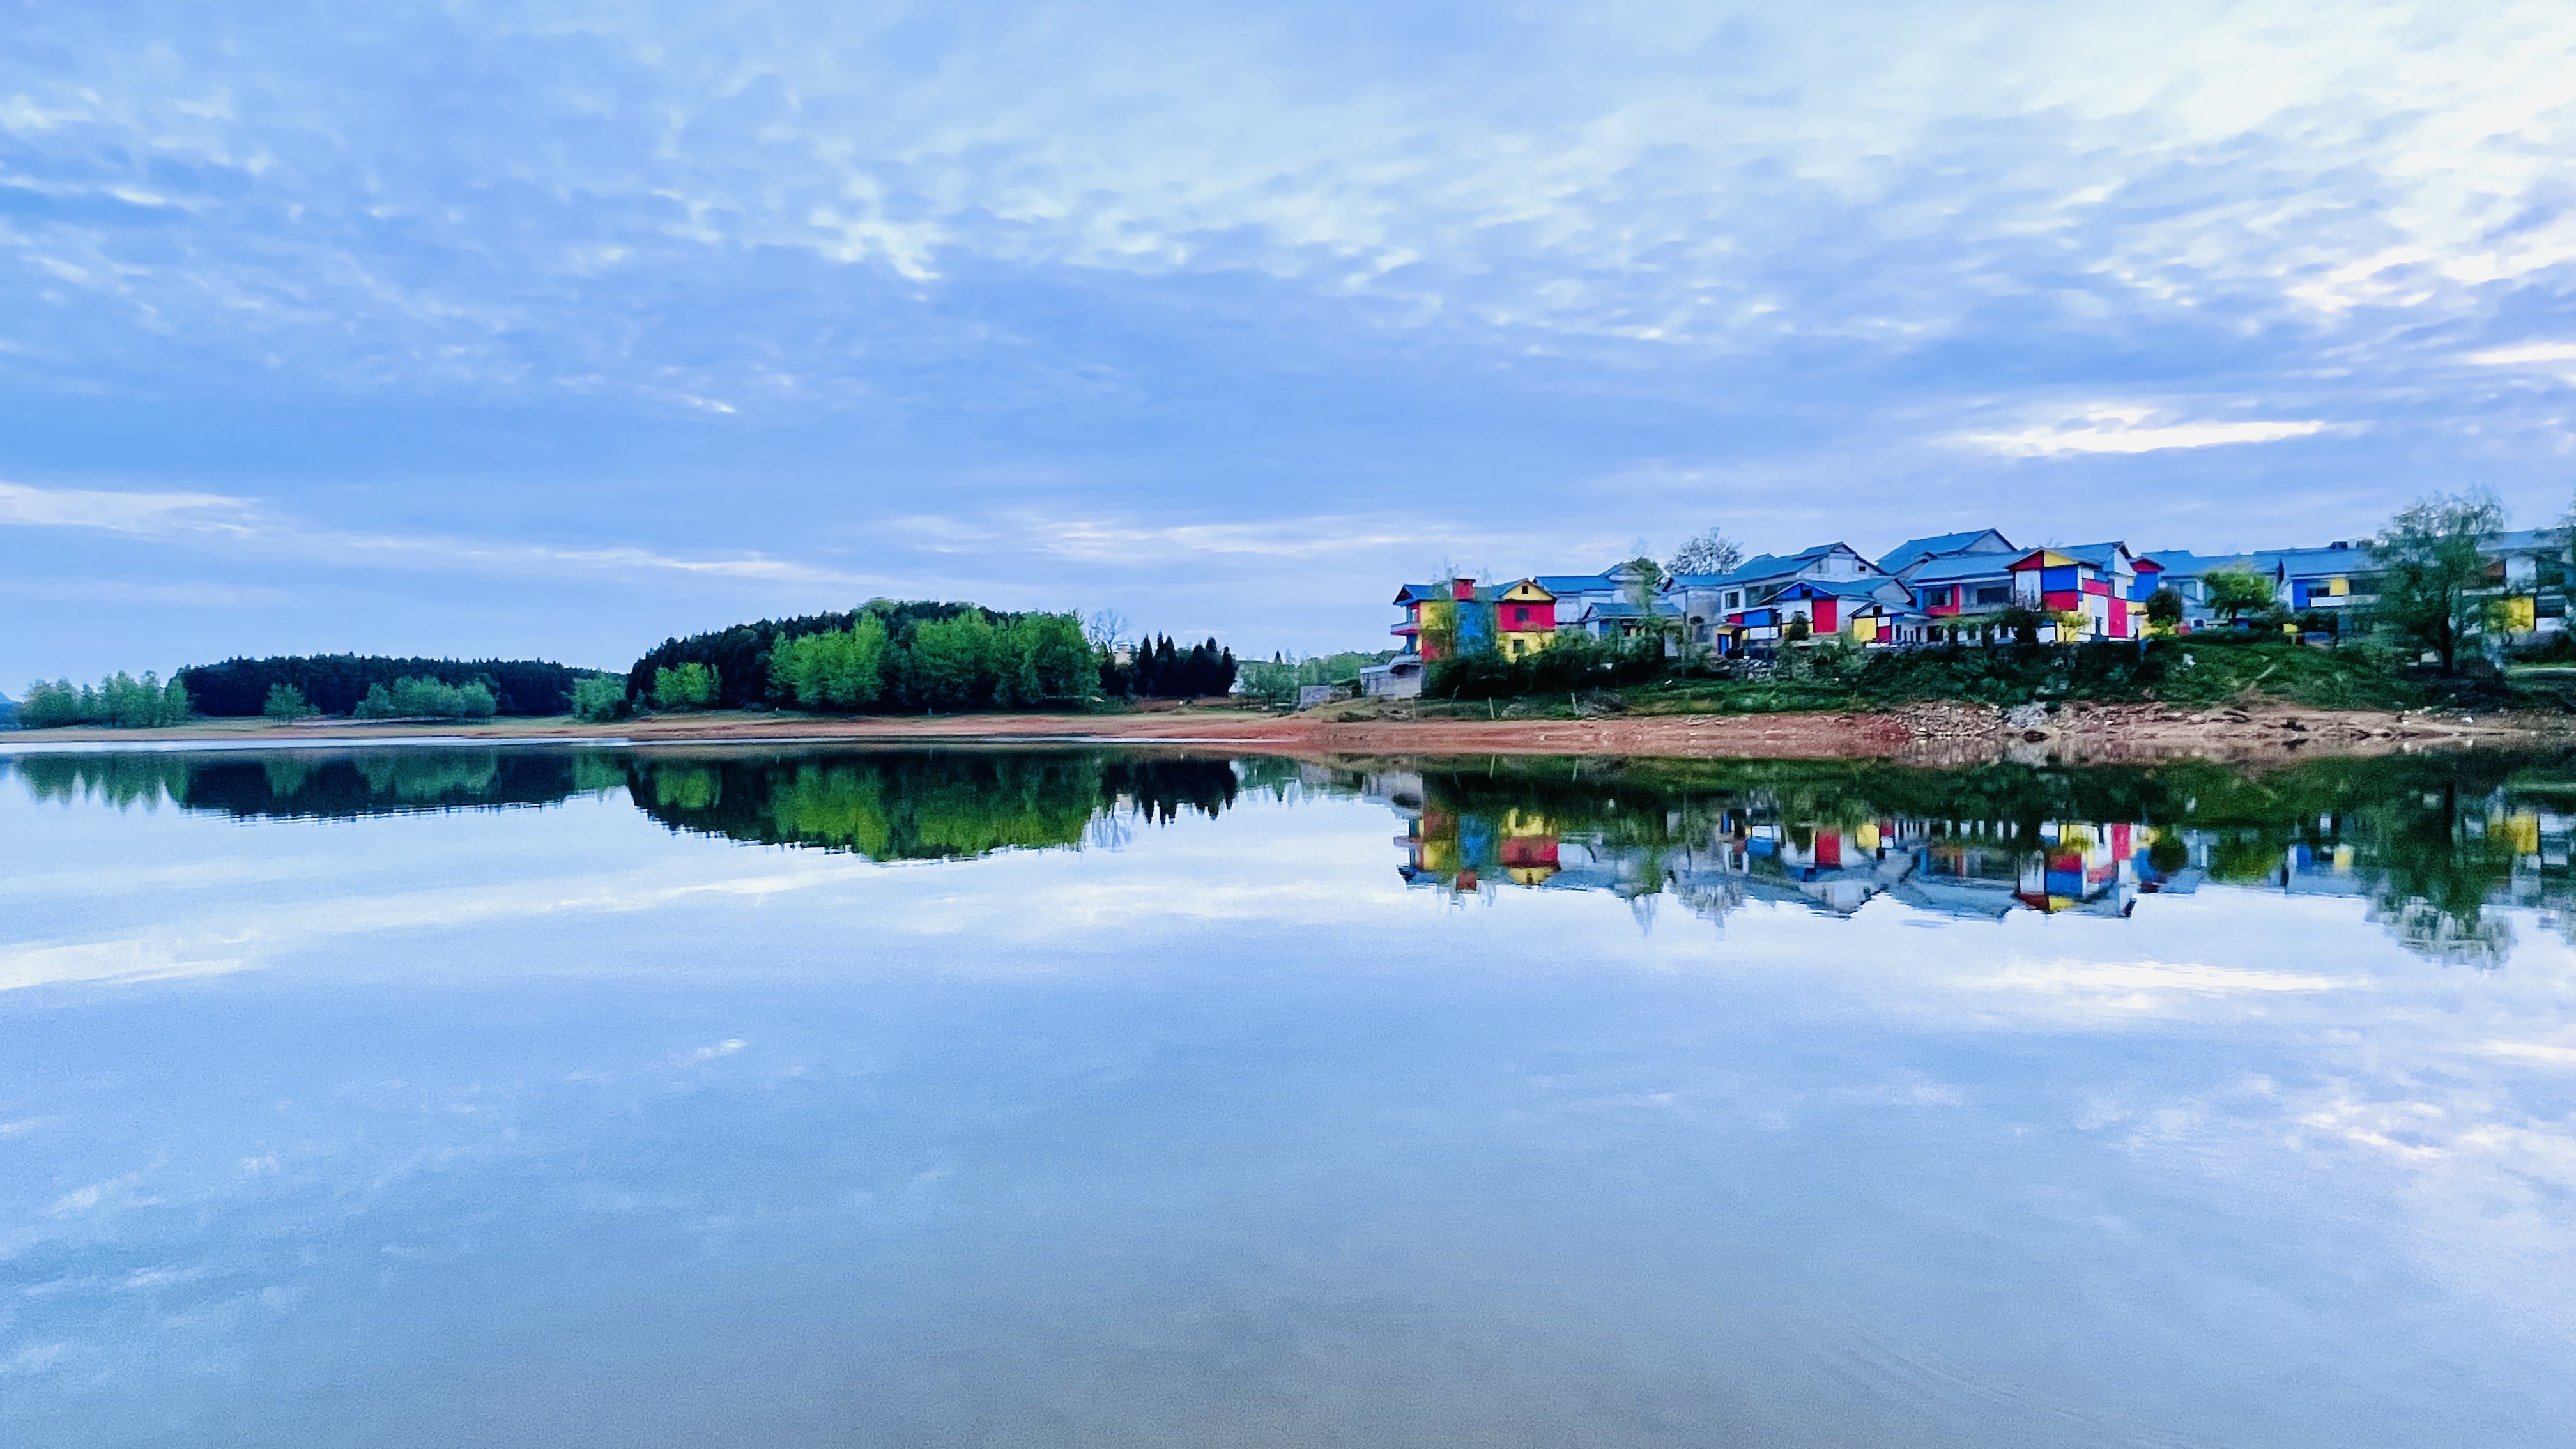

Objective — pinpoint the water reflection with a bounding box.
[11,745,2576,965]
[4,742,2573,1448]
[1344,754,2576,967]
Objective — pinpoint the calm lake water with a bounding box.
[4,744,2573,1448]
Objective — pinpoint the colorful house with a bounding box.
[1490,579,1559,659]
[2007,542,2142,641]
[1390,578,1559,661]
[1673,545,1915,650]
[1903,551,2023,632]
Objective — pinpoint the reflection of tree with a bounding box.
[13,750,585,820]
[624,751,1246,861]
[2358,778,2520,969]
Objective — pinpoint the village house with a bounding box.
[1538,562,1671,642]
[1670,543,1908,650]
[2006,543,2147,641]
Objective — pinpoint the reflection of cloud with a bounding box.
[2476,1040,2576,1068]
[1956,410,2331,457]
[0,939,250,992]
[1963,960,2344,998]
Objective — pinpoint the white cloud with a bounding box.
[2469,342,2576,366]
[0,479,889,591]
[1956,408,2331,458]
[0,480,249,532]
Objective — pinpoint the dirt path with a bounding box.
[14,698,2572,762]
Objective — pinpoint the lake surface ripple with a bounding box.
[4,746,2573,1448]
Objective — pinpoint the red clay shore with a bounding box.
[13,698,2570,762]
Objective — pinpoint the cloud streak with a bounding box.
[1957,410,2333,459]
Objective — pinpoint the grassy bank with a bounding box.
[1420,636,2568,719]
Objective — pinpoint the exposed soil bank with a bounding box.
[13,698,2575,762]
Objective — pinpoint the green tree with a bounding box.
[2203,567,2278,624]
[2145,586,2184,631]
[1991,604,2045,645]
[571,675,630,722]
[2368,489,2508,674]
[909,613,995,710]
[263,683,316,721]
[770,615,889,709]
[652,663,719,710]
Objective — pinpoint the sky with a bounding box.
[4,0,2576,681]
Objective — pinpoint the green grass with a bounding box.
[1436,638,2441,716]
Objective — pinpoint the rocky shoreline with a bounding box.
[10,697,2573,763]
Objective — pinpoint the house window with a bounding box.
[1512,606,1529,625]
[1724,591,1742,609]
[1974,585,2011,606]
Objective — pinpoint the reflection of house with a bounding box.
[1393,788,2163,925]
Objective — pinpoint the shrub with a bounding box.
[262,684,318,721]
[353,676,500,719]
[571,675,631,722]
[1426,636,1664,700]
[651,663,719,710]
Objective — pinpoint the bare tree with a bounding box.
[1667,528,1745,578]
[1084,610,1131,652]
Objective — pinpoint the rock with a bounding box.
[2004,702,2050,730]
[2021,728,2050,743]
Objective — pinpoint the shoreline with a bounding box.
[6,698,2568,762]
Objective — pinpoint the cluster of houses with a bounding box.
[1368,525,2573,696]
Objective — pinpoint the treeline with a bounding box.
[180,655,588,716]
[18,673,193,728]
[768,610,1092,711]
[626,602,1234,714]
[626,601,1008,710]
[1100,634,1238,700]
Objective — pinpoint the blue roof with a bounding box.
[2268,544,2372,576]
[1878,529,2013,574]
[1777,577,1900,601]
[1532,572,1619,594]
[1902,552,2019,585]
[1671,546,1847,590]
[2135,549,2267,578]
[2053,542,2135,571]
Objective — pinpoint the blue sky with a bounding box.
[4,0,2575,680]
